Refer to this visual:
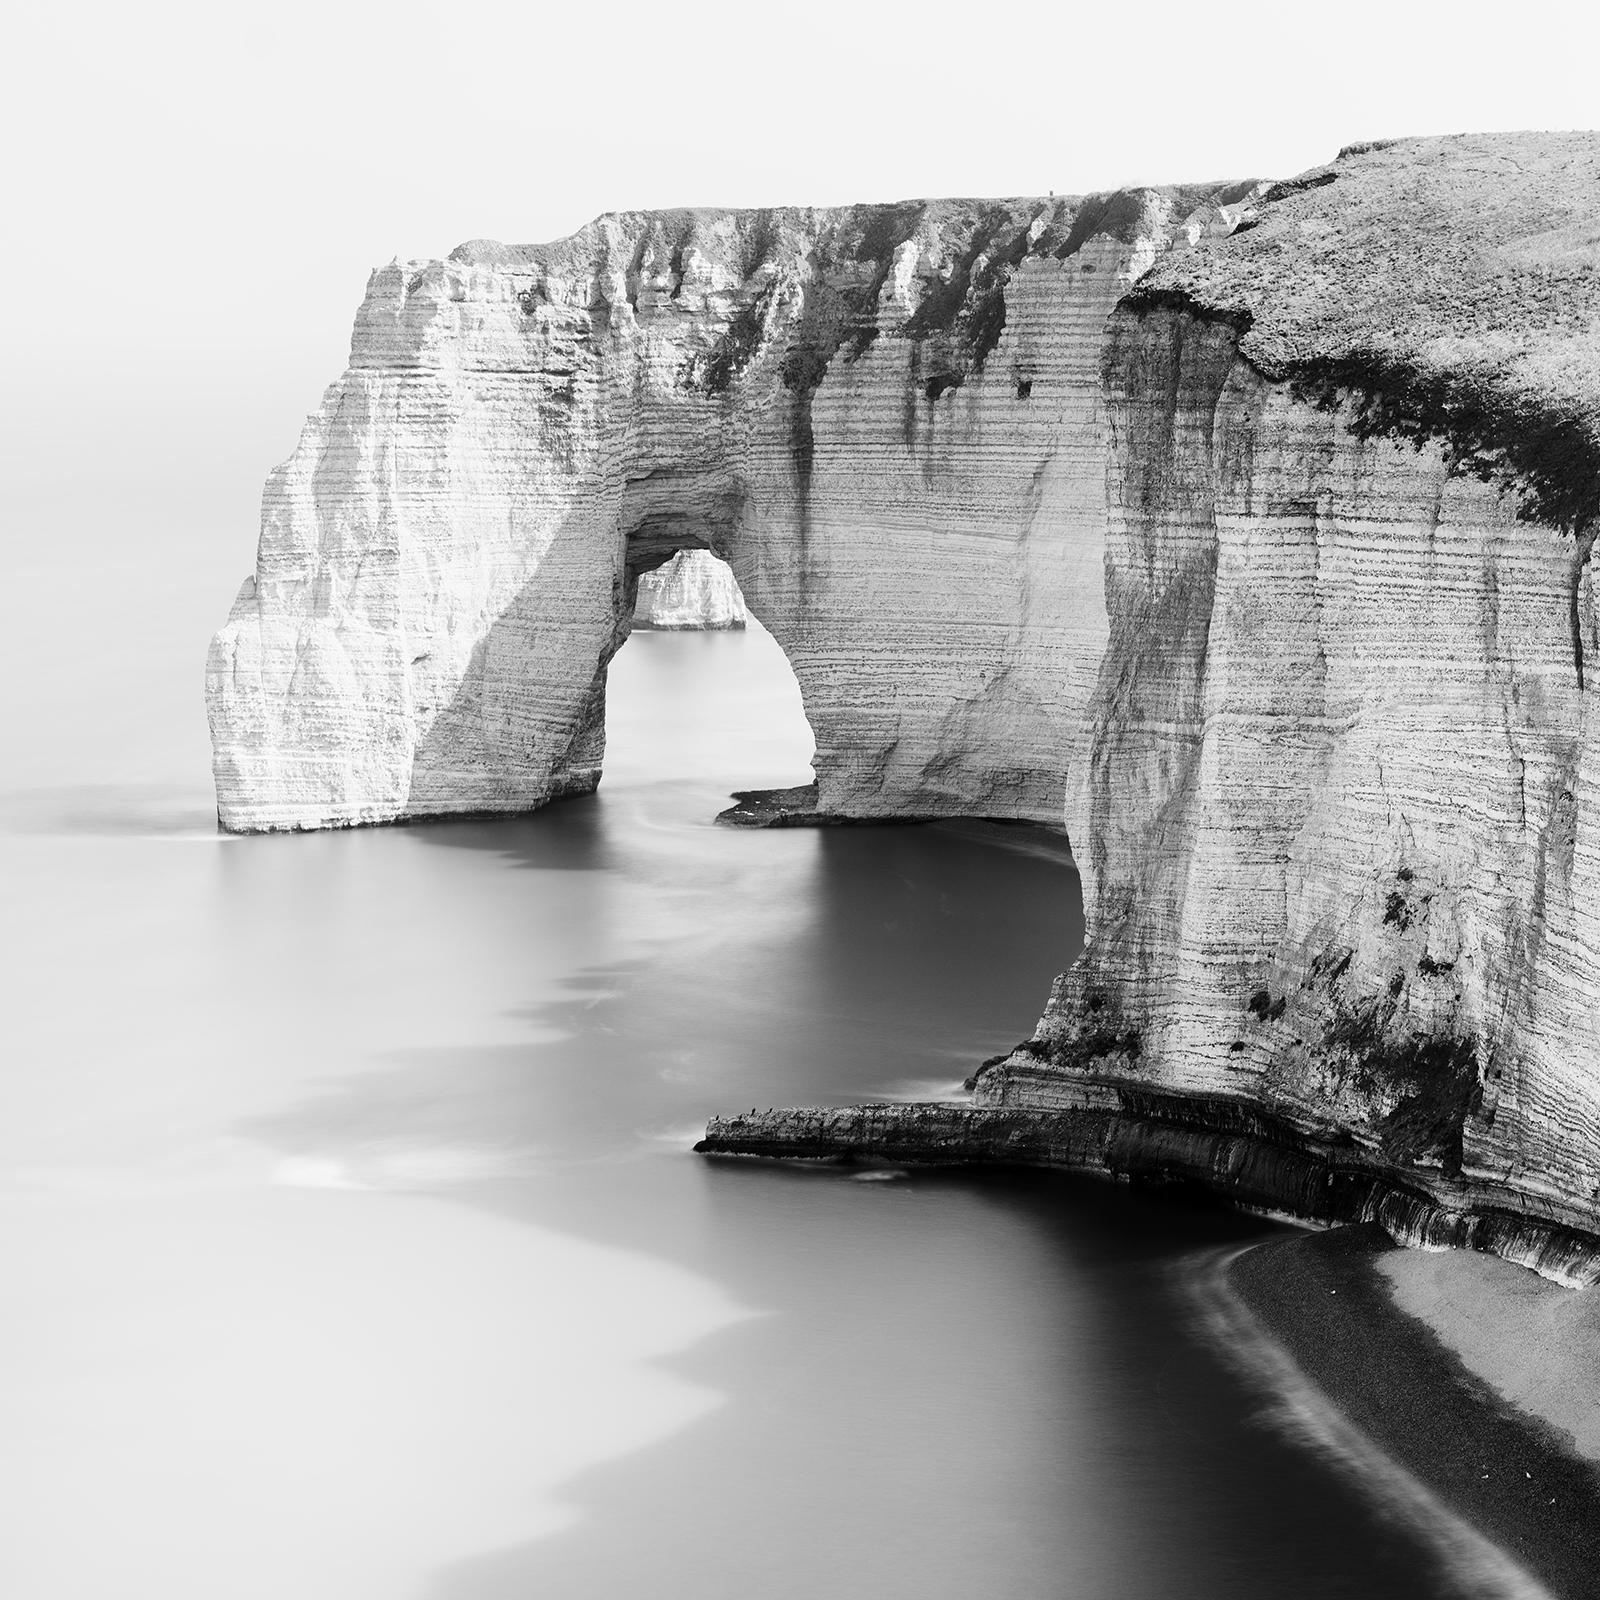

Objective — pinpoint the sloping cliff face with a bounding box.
[633,550,747,629]
[702,134,1600,1277]
[207,184,1259,831]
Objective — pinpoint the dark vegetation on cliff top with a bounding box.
[1126,133,1600,549]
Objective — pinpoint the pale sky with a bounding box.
[3,0,1596,672]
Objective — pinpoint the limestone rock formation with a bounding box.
[703,134,1600,1278]
[633,549,747,630]
[211,131,1600,1270]
[207,182,1259,832]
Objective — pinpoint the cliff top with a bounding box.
[444,183,1261,405]
[448,183,1263,275]
[1131,131,1600,534]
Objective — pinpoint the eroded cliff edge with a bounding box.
[701,133,1600,1278]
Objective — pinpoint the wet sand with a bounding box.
[1225,1225,1600,1598]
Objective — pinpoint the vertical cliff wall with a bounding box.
[701,134,1600,1272]
[987,135,1600,1253]
[212,131,1600,1263]
[207,186,1259,832]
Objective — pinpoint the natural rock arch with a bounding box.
[209,136,1600,1272]
[207,186,1258,835]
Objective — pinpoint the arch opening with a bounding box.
[602,546,817,812]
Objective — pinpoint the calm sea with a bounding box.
[0,610,1454,1597]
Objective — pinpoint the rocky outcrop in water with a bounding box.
[633,550,747,630]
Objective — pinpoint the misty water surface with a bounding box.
[0,617,1459,1598]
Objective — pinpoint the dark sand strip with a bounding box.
[1226,1225,1600,1599]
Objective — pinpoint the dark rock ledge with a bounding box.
[714,781,939,828]
[694,1088,1600,1286]
[715,783,830,827]
[713,783,1063,836]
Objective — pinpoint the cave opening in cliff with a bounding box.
[605,548,817,808]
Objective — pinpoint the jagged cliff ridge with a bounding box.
[702,134,1600,1280]
[206,182,1260,831]
[633,549,747,629]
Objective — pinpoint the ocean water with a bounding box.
[0,609,1456,1599]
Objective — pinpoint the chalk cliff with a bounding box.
[699,133,1600,1279]
[206,182,1259,832]
[211,131,1600,1270]
[633,549,747,629]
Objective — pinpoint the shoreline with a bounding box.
[1218,1225,1600,1599]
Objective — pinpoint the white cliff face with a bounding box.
[207,187,1259,832]
[633,550,747,629]
[212,132,1600,1257]
[977,134,1600,1261]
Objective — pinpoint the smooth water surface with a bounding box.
[1,620,1454,1598]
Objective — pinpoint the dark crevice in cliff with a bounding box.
[778,201,927,390]
[842,201,929,362]
[695,281,777,394]
[737,208,781,282]
[771,201,935,581]
[901,205,1030,376]
[1052,191,1146,258]
[1571,528,1596,688]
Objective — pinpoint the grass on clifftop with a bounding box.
[1127,132,1600,542]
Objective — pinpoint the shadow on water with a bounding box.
[243,791,1457,1600]
[391,794,619,874]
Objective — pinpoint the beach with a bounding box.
[1221,1225,1600,1598]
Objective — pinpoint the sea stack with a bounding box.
[633,550,748,630]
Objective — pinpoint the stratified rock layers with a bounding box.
[214,132,1600,1263]
[995,136,1600,1256]
[633,550,747,629]
[207,186,1258,831]
[702,135,1600,1269]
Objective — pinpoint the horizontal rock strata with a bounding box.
[632,549,747,630]
[211,129,1600,1268]
[207,182,1260,831]
[702,134,1600,1274]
